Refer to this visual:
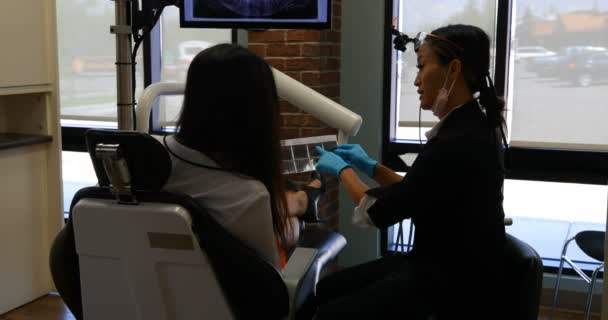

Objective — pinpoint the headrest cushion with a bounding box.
[85,129,171,191]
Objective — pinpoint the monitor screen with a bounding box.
[180,0,331,29]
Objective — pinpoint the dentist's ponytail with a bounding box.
[479,72,506,130]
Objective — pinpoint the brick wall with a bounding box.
[248,0,342,229]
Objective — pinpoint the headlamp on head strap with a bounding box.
[391,28,464,54]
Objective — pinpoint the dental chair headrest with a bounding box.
[85,129,171,192]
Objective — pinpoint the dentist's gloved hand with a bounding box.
[315,146,351,178]
[333,144,378,177]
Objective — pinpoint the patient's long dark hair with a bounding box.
[176,43,290,245]
[428,24,506,129]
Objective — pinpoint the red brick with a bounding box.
[279,127,300,139]
[314,85,340,98]
[302,44,321,57]
[265,58,286,71]
[283,114,324,127]
[320,45,331,56]
[320,44,340,57]
[323,31,341,42]
[320,71,340,84]
[279,100,302,113]
[301,71,321,86]
[286,30,321,42]
[332,17,342,30]
[301,127,338,137]
[267,43,301,57]
[284,71,302,82]
[302,71,339,86]
[285,58,321,71]
[333,46,342,57]
[249,30,285,43]
[322,58,341,70]
[248,44,267,57]
[332,3,341,17]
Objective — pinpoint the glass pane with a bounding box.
[56,1,143,125]
[394,0,498,140]
[159,6,232,127]
[510,1,608,149]
[503,179,607,266]
[62,151,98,215]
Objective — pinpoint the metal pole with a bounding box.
[111,0,134,130]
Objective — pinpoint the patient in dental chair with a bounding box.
[161,43,324,269]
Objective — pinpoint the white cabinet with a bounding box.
[0,0,52,88]
[0,0,62,314]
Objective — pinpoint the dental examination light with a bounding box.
[136,68,363,144]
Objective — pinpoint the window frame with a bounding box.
[381,0,608,256]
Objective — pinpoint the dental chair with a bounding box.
[49,129,346,320]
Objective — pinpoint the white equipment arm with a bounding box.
[136,68,363,144]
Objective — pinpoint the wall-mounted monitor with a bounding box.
[180,0,331,29]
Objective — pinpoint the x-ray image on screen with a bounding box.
[181,0,330,29]
[194,0,317,19]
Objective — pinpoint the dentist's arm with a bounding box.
[338,168,369,205]
[372,163,403,186]
[315,147,370,205]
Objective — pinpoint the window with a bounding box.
[510,0,608,150]
[56,0,143,127]
[61,151,97,217]
[383,0,608,270]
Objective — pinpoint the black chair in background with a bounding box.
[552,230,605,320]
[503,233,543,320]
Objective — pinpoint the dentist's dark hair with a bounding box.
[175,43,290,244]
[426,24,506,129]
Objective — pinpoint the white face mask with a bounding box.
[431,66,457,118]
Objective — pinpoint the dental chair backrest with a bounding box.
[50,129,290,320]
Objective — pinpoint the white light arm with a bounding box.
[136,82,185,134]
[136,69,363,144]
[271,68,362,143]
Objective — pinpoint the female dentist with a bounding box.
[311,24,508,319]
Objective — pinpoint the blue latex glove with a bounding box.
[315,146,351,177]
[333,144,378,177]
